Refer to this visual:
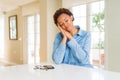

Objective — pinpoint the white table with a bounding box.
[0,63,120,80]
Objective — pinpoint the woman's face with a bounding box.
[57,13,73,32]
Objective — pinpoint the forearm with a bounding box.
[52,43,66,64]
[61,37,67,45]
[67,39,90,63]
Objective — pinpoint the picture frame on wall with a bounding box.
[9,15,18,40]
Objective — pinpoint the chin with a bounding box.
[66,28,71,32]
[66,30,71,32]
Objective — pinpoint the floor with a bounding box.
[0,60,15,66]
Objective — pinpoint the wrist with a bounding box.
[62,37,67,44]
[69,36,73,40]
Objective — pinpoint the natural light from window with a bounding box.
[26,14,40,65]
[72,0,104,68]
[0,14,4,59]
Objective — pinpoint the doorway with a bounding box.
[0,14,4,59]
[26,14,40,64]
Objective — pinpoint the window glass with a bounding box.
[0,15,4,59]
[72,5,86,30]
[26,14,40,64]
[72,0,105,68]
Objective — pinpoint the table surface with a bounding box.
[0,63,120,80]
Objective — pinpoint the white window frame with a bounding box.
[71,0,105,68]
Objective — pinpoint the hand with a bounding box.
[64,31,73,40]
[57,24,73,40]
[57,24,67,44]
[57,25,66,38]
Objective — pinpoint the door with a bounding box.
[26,14,40,64]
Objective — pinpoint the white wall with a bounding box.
[5,7,23,64]
[22,1,40,16]
[4,1,40,64]
[62,0,100,8]
[39,0,61,62]
[46,0,61,63]
[105,0,120,72]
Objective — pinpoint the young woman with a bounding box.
[52,8,93,68]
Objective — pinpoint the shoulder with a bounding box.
[75,25,90,37]
[79,29,91,37]
[55,32,62,40]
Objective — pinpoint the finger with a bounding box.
[58,26,63,32]
[57,24,62,30]
[64,31,73,40]
[57,24,64,32]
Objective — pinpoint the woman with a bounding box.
[52,8,93,68]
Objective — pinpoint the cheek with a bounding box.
[61,26,65,30]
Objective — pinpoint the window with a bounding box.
[0,14,4,59]
[26,14,40,64]
[72,0,105,68]
[72,5,86,30]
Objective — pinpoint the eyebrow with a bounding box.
[58,17,67,25]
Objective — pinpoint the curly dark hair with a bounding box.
[53,8,74,26]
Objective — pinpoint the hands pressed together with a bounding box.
[57,24,73,45]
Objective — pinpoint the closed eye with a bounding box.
[65,19,68,22]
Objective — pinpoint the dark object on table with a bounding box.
[34,65,55,70]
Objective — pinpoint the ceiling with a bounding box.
[0,0,37,12]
